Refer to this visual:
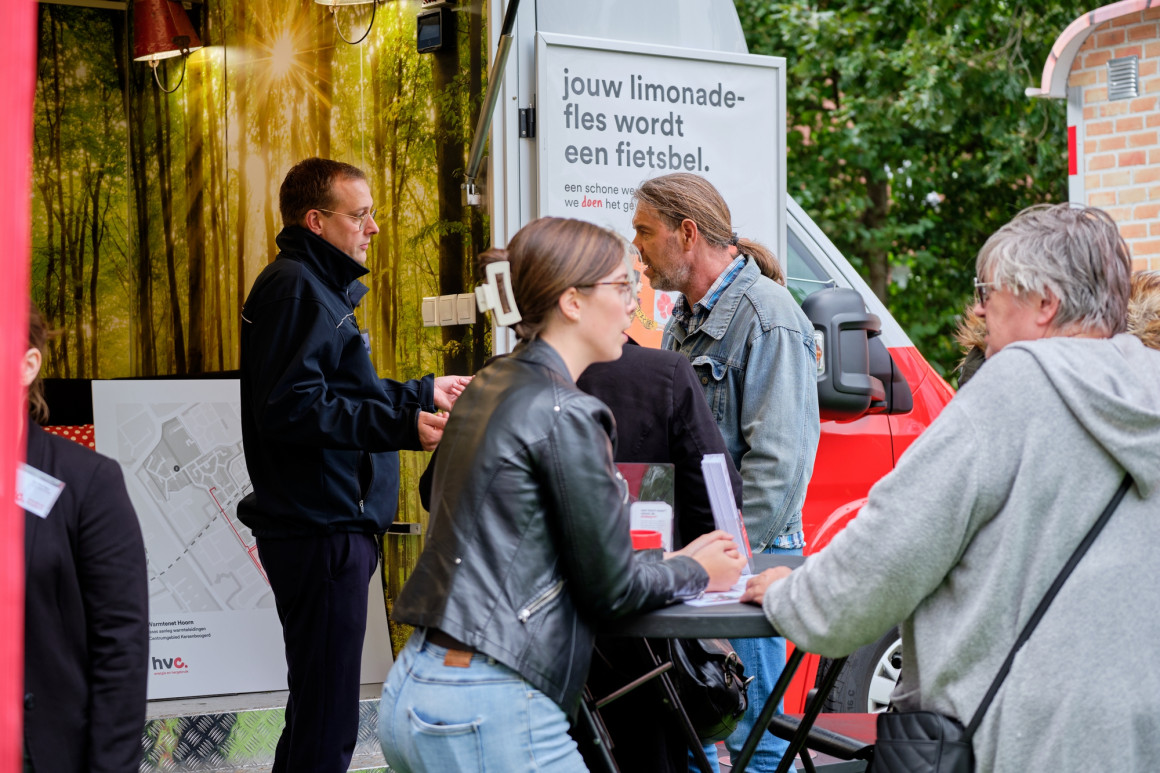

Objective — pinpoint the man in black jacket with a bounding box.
[239,157,468,773]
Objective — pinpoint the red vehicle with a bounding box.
[781,199,955,714]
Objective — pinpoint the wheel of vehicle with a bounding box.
[818,627,902,714]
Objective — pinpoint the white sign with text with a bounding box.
[535,33,786,262]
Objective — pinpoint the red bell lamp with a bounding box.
[132,0,203,93]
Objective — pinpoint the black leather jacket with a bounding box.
[392,339,709,716]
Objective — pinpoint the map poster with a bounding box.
[92,380,392,700]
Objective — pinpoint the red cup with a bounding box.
[630,530,663,550]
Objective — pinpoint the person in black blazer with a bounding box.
[575,339,742,773]
[577,338,742,548]
[19,303,148,773]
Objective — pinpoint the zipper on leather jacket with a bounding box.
[517,579,565,623]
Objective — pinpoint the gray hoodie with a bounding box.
[763,334,1160,772]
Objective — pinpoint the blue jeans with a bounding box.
[379,629,589,773]
[721,545,801,773]
[691,742,722,773]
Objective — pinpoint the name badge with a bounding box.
[16,463,65,519]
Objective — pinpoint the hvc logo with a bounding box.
[152,656,189,671]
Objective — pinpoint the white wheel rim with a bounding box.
[866,638,902,713]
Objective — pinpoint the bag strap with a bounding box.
[963,473,1133,739]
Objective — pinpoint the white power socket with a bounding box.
[422,293,478,326]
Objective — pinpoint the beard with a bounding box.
[645,258,690,294]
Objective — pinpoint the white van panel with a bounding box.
[535,0,747,54]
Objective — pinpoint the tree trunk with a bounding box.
[313,17,336,157]
[37,7,60,372]
[862,178,892,303]
[385,55,402,380]
[433,3,467,376]
[371,34,395,376]
[89,164,106,379]
[128,24,156,375]
[234,1,250,347]
[153,78,186,373]
[50,11,70,377]
[206,80,226,370]
[185,56,206,373]
[469,0,488,372]
[106,5,131,378]
[203,1,227,370]
[260,92,277,266]
[389,24,421,380]
[69,169,87,378]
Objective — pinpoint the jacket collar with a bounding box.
[25,418,46,458]
[511,338,574,383]
[275,225,371,306]
[673,257,760,343]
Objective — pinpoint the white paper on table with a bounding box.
[630,501,673,552]
[682,573,754,607]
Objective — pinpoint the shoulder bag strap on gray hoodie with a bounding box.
[963,472,1134,740]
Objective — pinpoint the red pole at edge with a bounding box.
[0,1,37,771]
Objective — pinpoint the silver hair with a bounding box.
[976,203,1132,336]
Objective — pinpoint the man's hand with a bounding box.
[739,566,793,605]
[434,375,473,411]
[417,411,449,451]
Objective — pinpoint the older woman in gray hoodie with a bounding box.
[743,204,1160,772]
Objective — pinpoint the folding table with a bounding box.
[589,554,871,772]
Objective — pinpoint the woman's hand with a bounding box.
[664,529,735,560]
[738,566,793,605]
[687,537,748,592]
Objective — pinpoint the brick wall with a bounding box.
[1071,8,1160,271]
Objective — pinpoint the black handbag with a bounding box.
[872,711,972,773]
[666,637,749,742]
[869,474,1133,773]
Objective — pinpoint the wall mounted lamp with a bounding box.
[315,0,387,46]
[132,0,203,93]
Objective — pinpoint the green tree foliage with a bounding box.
[736,0,1075,376]
[33,5,131,379]
[33,0,488,386]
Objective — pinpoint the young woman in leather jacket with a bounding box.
[378,217,746,773]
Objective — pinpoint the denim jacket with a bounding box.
[663,257,820,550]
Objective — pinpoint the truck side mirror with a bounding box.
[868,335,913,416]
[802,288,885,421]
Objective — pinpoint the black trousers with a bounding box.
[257,532,379,773]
